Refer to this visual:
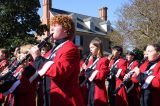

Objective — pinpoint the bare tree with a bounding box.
[107,30,128,51]
[116,0,160,50]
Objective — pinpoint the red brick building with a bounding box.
[41,0,113,55]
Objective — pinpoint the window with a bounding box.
[74,35,83,46]
[75,35,80,46]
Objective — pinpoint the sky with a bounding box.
[38,0,130,26]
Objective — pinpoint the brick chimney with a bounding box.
[99,7,108,21]
[42,0,52,36]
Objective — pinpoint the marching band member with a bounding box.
[37,42,52,106]
[4,44,37,106]
[81,37,109,106]
[0,48,9,105]
[108,46,128,106]
[29,14,84,106]
[125,43,160,106]
[125,51,140,106]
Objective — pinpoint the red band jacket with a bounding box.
[33,40,84,106]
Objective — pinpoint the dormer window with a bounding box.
[99,21,107,32]
[83,17,94,30]
[99,20,111,32]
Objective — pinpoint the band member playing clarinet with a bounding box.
[80,37,110,106]
[4,44,37,106]
[29,14,84,106]
[124,43,160,106]
[125,51,140,106]
[108,46,128,106]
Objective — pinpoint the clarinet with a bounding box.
[0,33,53,80]
[79,53,92,87]
[2,57,17,73]
[80,53,92,72]
[113,71,134,95]
[113,57,148,95]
